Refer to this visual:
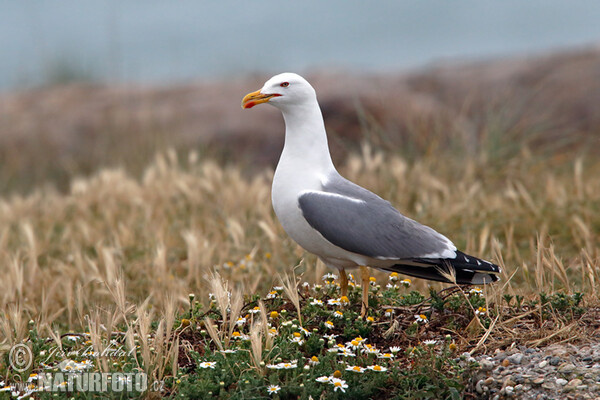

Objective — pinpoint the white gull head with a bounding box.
[241,73,317,112]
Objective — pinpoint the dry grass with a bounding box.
[0,123,599,397]
[0,141,597,342]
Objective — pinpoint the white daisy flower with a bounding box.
[322,273,338,281]
[414,314,428,323]
[389,346,401,353]
[199,361,216,369]
[330,378,348,392]
[339,348,356,357]
[315,376,330,383]
[345,365,365,373]
[266,385,281,394]
[367,365,388,372]
[290,336,304,345]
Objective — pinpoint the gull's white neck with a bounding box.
[277,99,335,175]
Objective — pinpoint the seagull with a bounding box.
[242,73,500,316]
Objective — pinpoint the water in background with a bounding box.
[2,0,600,91]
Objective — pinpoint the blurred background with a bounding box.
[1,0,600,193]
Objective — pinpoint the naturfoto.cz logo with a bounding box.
[26,372,150,393]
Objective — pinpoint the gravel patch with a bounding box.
[465,343,600,399]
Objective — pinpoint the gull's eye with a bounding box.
[280,82,289,87]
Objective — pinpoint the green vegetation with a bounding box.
[0,72,599,397]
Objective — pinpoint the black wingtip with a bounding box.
[386,251,501,285]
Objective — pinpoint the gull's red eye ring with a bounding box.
[280,82,289,87]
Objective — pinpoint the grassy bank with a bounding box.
[0,139,598,397]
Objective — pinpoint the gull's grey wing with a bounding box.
[298,175,456,260]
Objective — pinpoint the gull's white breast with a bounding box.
[272,164,366,268]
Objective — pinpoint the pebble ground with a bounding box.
[466,343,600,399]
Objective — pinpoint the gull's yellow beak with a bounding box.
[241,90,280,109]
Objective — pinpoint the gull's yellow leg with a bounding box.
[360,266,370,317]
[339,268,348,298]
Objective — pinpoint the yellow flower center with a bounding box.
[333,370,342,378]
[270,311,279,319]
[373,365,382,371]
[369,277,376,282]
[293,332,301,337]
[232,332,241,337]
[311,356,319,362]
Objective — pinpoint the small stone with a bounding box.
[505,386,514,395]
[542,382,555,390]
[515,384,524,391]
[476,379,485,394]
[549,356,562,366]
[502,359,510,367]
[567,378,582,387]
[508,353,524,365]
[504,378,516,387]
[558,363,576,373]
[556,378,568,386]
[532,377,545,385]
[484,377,495,386]
[481,359,495,371]
[538,360,548,368]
